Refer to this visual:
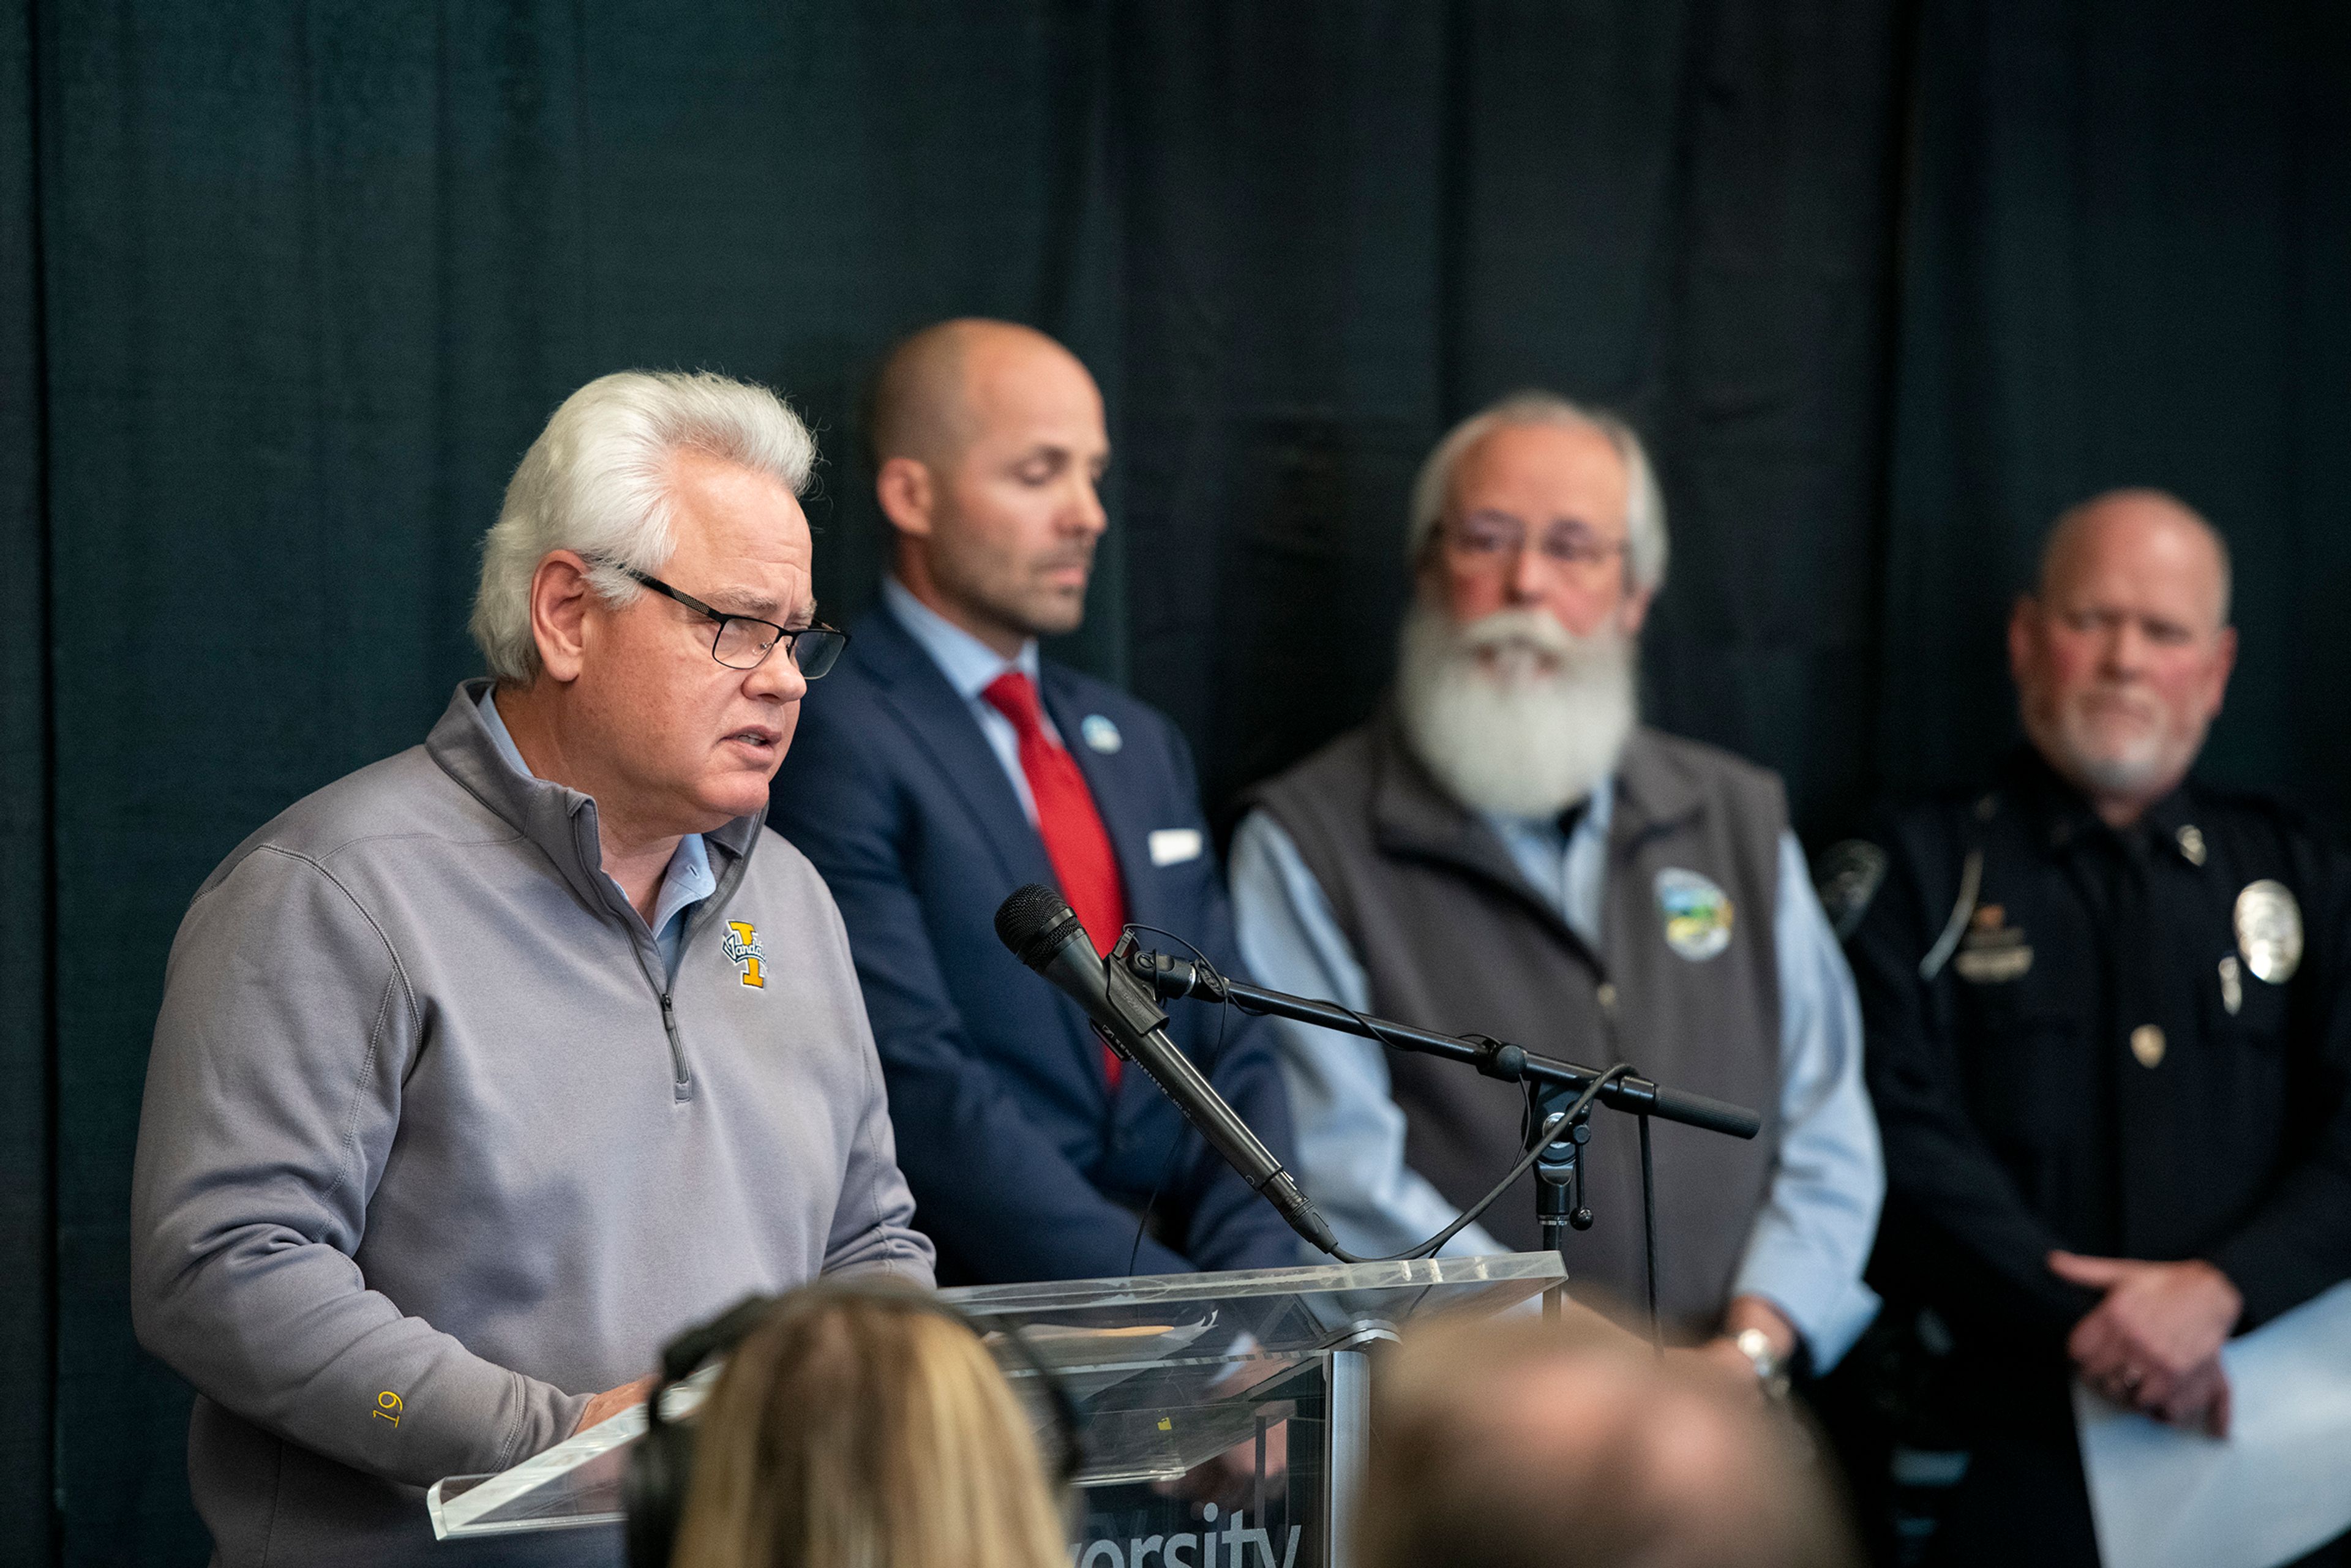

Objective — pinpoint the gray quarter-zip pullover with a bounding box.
[131,681,934,1566]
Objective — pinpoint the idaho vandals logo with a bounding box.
[1655,868,1734,961]
[722,921,767,989]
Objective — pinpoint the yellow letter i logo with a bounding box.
[724,921,767,989]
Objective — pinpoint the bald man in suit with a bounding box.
[767,320,1298,1284]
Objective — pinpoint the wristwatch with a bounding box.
[1733,1328,1791,1400]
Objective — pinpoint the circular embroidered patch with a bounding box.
[1655,866,1734,961]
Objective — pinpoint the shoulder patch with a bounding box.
[1813,839,1889,941]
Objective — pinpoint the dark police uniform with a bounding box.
[1842,747,2351,1567]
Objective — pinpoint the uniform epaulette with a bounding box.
[2189,778,2340,846]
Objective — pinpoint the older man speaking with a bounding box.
[130,372,932,1567]
[1231,392,1883,1390]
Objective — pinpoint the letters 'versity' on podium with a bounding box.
[428,1253,1567,1568]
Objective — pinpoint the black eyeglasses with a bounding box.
[607,564,848,678]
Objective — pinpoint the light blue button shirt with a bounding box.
[477,689,716,980]
[1229,779,1884,1368]
[881,576,1059,823]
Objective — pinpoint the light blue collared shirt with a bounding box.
[881,576,1060,824]
[1229,779,1884,1368]
[477,688,716,979]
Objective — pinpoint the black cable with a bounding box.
[1152,947,1644,1267]
[1329,1063,1638,1264]
[1229,988,1425,1071]
[1128,1133,1182,1278]
[1119,925,1229,1275]
[1640,1112,1660,1353]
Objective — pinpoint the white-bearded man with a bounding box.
[1230,392,1884,1393]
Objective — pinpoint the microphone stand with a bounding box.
[1118,939,1761,1139]
[1114,937,1761,1304]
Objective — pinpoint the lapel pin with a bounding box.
[1081,714,1122,755]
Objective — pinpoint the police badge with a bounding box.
[2234,879,2303,985]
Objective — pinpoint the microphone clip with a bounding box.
[1093,932,1174,1054]
[1114,936,1232,1004]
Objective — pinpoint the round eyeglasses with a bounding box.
[1438,509,1630,574]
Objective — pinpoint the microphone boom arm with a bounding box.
[1117,941,1761,1142]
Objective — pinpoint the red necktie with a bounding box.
[983,670,1130,1089]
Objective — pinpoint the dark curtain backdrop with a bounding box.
[4,0,54,1560]
[6,2,2345,1562]
[1886,0,2351,805]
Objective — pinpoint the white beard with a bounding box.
[1395,603,1638,820]
[2039,687,2193,798]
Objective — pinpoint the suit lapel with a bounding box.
[853,609,1054,896]
[860,612,1114,1103]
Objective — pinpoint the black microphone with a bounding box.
[994,884,1341,1258]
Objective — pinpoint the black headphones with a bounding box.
[621,1278,1085,1568]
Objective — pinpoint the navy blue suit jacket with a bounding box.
[767,603,1298,1283]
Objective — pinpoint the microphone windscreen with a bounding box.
[994,883,1081,969]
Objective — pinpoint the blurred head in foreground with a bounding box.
[670,1284,1067,1568]
[1357,1313,1858,1568]
[1399,392,1667,818]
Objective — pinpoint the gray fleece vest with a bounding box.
[1250,719,1785,1340]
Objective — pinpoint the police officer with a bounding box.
[1840,490,2351,1566]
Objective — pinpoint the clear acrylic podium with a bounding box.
[428,1252,1565,1567]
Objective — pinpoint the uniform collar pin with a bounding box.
[2177,824,2207,866]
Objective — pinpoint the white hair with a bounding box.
[470,370,818,683]
[1406,392,1669,595]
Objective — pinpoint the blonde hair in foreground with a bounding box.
[670,1285,1068,1568]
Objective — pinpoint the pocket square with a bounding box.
[1148,828,1204,867]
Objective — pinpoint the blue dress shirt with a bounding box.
[1229,778,1884,1368]
[477,688,716,978]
